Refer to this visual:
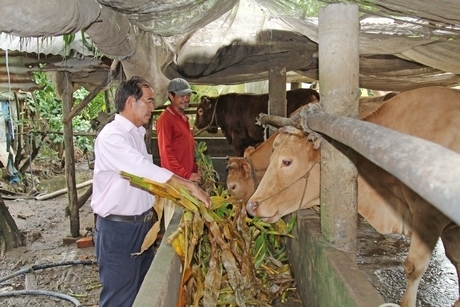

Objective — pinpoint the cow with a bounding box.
[246,86,460,307]
[226,131,278,202]
[193,88,320,156]
[226,97,394,203]
[358,91,399,103]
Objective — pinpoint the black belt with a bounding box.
[104,208,155,223]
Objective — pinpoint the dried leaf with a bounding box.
[203,238,222,306]
[131,213,161,257]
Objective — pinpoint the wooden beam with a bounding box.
[63,59,120,124]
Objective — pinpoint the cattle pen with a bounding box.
[145,103,460,305]
[137,4,460,307]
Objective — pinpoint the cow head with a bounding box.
[194,95,218,134]
[226,156,255,203]
[246,126,321,223]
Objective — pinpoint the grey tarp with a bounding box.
[1,0,460,103]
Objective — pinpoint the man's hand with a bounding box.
[168,174,211,208]
[189,172,201,183]
[189,184,211,208]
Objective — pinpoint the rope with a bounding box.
[245,154,260,190]
[256,161,317,206]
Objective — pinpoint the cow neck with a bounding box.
[256,161,318,211]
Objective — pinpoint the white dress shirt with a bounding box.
[91,114,173,217]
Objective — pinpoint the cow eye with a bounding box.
[197,109,203,115]
[282,159,291,166]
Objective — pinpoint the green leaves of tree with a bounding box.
[27,72,108,155]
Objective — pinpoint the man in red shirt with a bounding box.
[156,78,202,227]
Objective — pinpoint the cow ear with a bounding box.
[202,96,213,110]
[241,161,251,179]
[243,147,255,157]
[226,161,237,170]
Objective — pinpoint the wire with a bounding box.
[0,260,97,306]
[0,290,82,306]
[0,260,97,284]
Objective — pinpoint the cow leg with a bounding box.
[400,212,445,307]
[440,223,460,307]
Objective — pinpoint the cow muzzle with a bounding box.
[246,200,259,217]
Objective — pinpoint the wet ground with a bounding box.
[357,217,458,307]
[270,216,458,307]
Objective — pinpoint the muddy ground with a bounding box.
[0,194,99,307]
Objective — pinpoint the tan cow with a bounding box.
[246,86,460,307]
[226,131,278,202]
[226,98,391,203]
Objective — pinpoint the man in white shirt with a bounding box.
[91,76,210,307]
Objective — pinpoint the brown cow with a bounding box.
[226,97,393,203]
[246,86,460,307]
[194,88,319,156]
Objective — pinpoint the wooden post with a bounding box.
[318,3,359,261]
[268,67,287,137]
[268,66,287,117]
[57,72,80,237]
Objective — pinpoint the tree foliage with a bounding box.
[26,72,107,158]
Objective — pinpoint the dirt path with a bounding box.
[0,195,100,307]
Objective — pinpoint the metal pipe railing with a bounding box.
[302,108,460,225]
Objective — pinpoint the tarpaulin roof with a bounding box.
[1,0,460,104]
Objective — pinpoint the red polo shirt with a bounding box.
[156,106,198,179]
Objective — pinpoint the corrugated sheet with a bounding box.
[0,34,111,92]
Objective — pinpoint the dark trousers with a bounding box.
[94,216,154,307]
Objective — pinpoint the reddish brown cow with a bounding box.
[246,86,460,307]
[194,88,319,156]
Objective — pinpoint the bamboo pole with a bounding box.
[36,180,93,201]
